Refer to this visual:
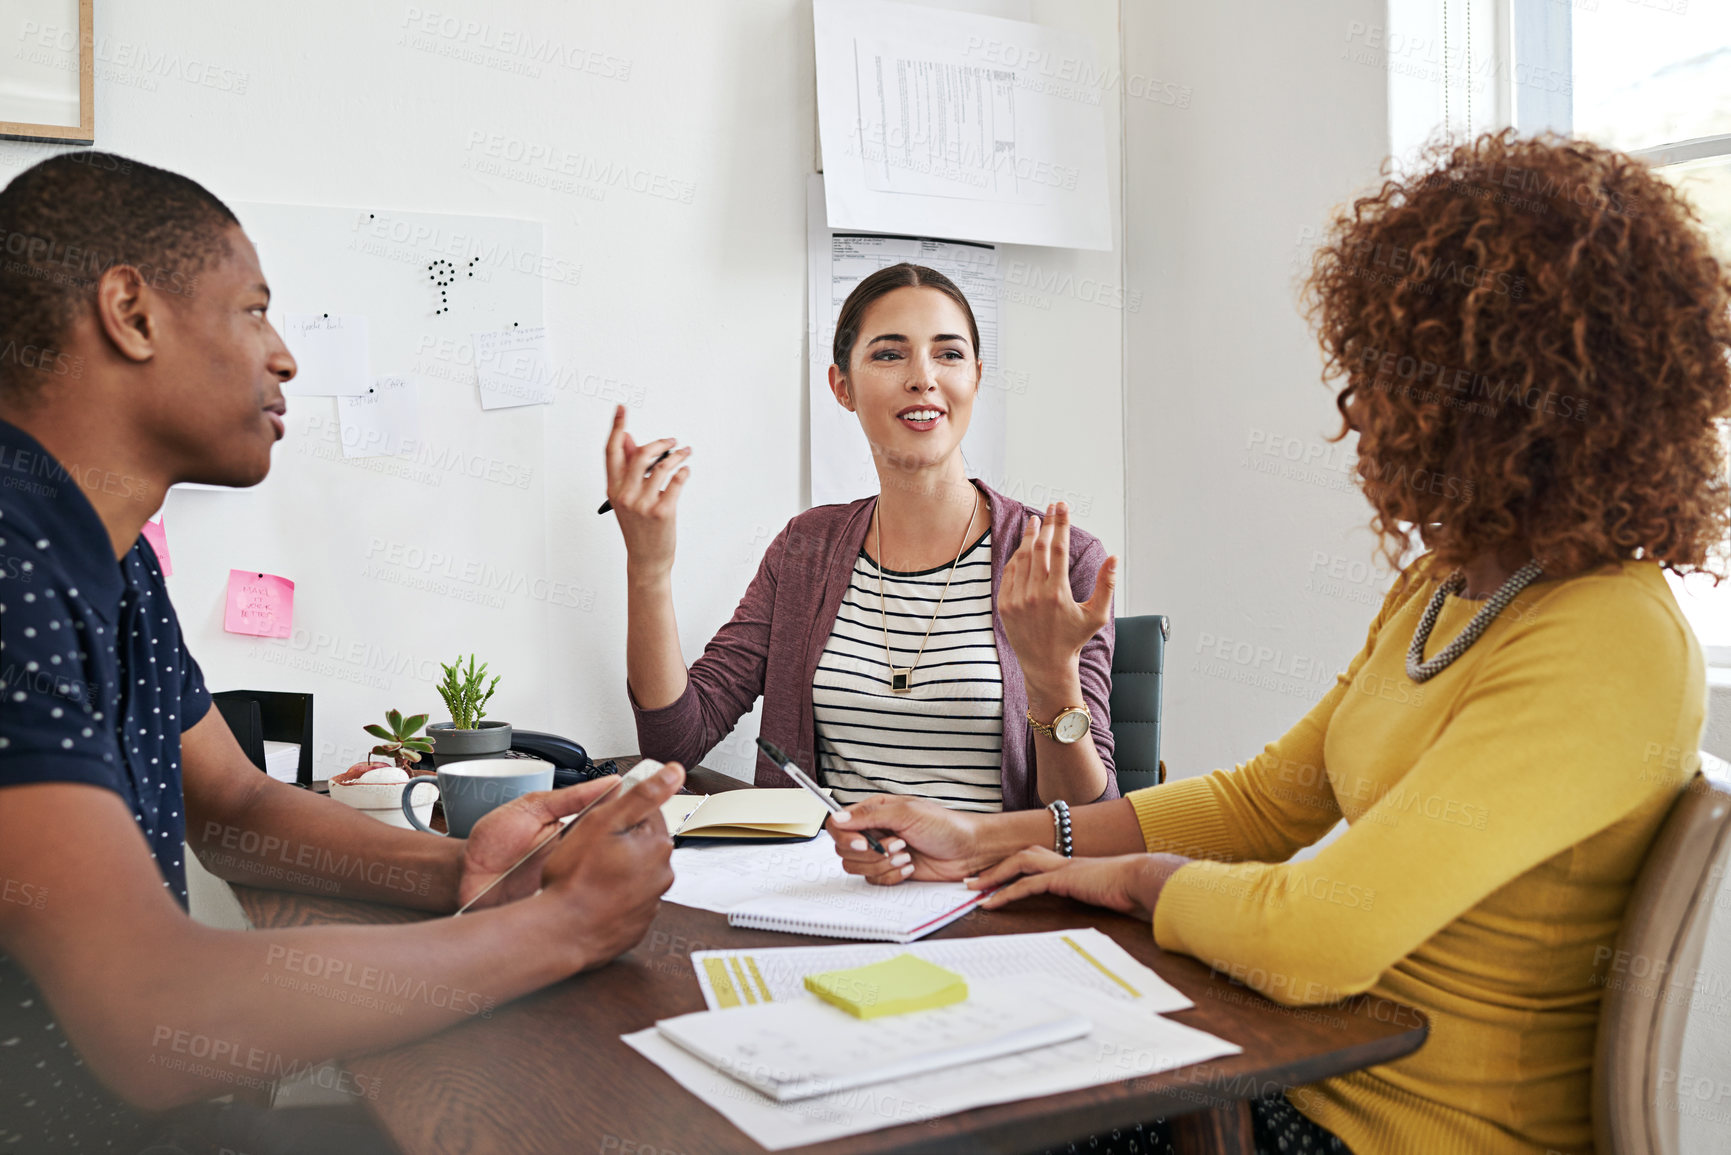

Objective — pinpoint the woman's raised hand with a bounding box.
[604,404,693,577]
[998,502,1117,683]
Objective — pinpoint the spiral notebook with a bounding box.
[725,881,990,942]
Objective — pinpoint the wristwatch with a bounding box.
[1027,705,1091,744]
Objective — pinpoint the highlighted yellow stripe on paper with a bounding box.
[744,956,774,1003]
[703,957,742,1009]
[728,956,758,1004]
[1062,934,1141,998]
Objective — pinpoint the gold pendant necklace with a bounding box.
[877,486,981,694]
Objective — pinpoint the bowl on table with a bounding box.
[330,763,434,829]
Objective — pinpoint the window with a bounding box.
[1564,3,1731,657]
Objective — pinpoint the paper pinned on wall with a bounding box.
[813,0,1112,250]
[807,175,1005,507]
[338,376,423,459]
[474,325,553,410]
[223,570,294,638]
[140,515,171,576]
[280,314,372,396]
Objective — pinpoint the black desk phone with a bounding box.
[503,729,623,788]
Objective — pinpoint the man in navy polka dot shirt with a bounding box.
[0,156,683,1153]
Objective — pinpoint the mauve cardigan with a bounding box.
[630,479,1119,811]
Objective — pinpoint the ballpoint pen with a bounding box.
[755,737,890,857]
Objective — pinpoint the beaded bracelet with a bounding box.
[1048,799,1073,858]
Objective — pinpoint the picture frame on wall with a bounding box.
[0,0,94,144]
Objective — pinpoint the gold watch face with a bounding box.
[1054,709,1090,744]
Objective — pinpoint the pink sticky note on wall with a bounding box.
[141,516,172,576]
[224,570,294,638]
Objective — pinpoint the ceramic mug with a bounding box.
[400,758,553,838]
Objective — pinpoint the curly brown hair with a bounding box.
[1305,130,1731,580]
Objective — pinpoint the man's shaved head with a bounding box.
[0,151,237,395]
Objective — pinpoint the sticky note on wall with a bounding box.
[140,515,171,576]
[280,313,371,397]
[803,954,968,1019]
[224,570,294,638]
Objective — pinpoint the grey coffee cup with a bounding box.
[401,758,553,838]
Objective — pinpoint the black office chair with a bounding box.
[1110,615,1169,794]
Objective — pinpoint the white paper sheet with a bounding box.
[338,376,423,459]
[656,976,1090,1101]
[664,831,985,941]
[690,928,1192,1015]
[807,174,1006,507]
[474,325,553,409]
[280,313,372,396]
[813,0,1111,250]
[623,980,1239,1150]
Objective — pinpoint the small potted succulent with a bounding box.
[329,709,436,828]
[427,653,511,767]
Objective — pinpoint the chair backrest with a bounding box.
[1593,762,1731,1155]
[212,689,316,786]
[1110,615,1169,793]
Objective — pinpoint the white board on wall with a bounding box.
[166,203,558,779]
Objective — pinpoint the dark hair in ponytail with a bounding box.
[831,262,980,372]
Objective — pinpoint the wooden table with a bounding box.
[235,763,1425,1155]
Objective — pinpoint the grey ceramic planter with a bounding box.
[427,720,513,767]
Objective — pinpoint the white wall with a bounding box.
[1121,0,1390,776]
[0,0,1124,782]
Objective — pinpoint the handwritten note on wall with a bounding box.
[224,570,295,638]
[474,325,552,410]
[338,376,423,458]
[281,313,372,397]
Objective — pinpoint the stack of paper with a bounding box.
[261,741,301,785]
[655,977,1089,1101]
[625,976,1239,1150]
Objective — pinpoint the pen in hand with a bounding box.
[598,448,674,515]
[755,737,890,857]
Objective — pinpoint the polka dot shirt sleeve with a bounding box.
[0,558,121,788]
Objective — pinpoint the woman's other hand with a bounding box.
[604,404,692,578]
[999,502,1117,687]
[973,847,1187,922]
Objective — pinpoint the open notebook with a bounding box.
[665,830,990,942]
[660,789,831,844]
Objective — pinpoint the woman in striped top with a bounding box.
[608,262,1120,813]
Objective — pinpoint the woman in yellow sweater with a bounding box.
[828,131,1731,1155]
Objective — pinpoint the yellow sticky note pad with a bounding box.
[802,954,968,1019]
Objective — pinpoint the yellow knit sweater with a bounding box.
[1131,560,1704,1155]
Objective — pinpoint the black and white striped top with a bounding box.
[812,530,1005,812]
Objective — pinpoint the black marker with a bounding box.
[597,448,674,514]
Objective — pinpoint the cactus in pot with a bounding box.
[427,654,512,766]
